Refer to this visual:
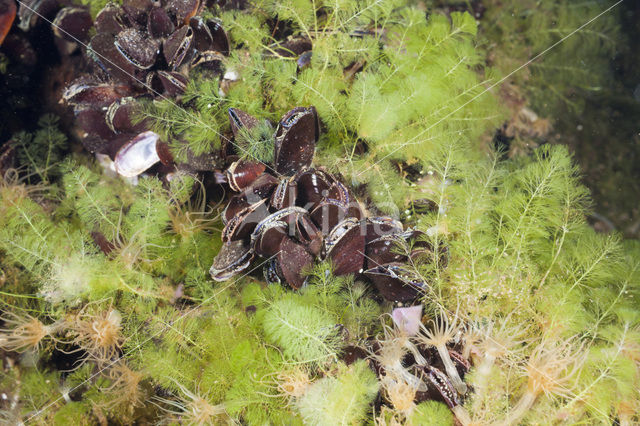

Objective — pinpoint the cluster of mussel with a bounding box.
[212,105,472,417]
[210,106,435,303]
[60,0,229,177]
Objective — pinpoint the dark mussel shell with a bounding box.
[63,79,135,108]
[163,25,193,70]
[297,50,312,70]
[207,18,229,55]
[106,97,145,134]
[210,240,254,281]
[115,28,160,70]
[222,173,279,223]
[222,198,269,242]
[89,33,138,83]
[52,7,92,43]
[156,70,188,96]
[448,349,471,378]
[276,236,313,289]
[74,106,116,142]
[274,107,318,176]
[246,173,280,199]
[95,3,127,35]
[156,141,174,165]
[148,7,174,38]
[327,180,350,204]
[228,108,259,139]
[325,218,365,276]
[226,160,266,192]
[17,0,57,32]
[0,0,16,46]
[269,36,312,58]
[189,16,212,51]
[365,234,409,270]
[253,220,287,257]
[263,257,281,285]
[223,193,251,225]
[166,0,200,25]
[121,0,153,26]
[364,262,427,303]
[420,365,461,409]
[363,216,403,245]
[251,207,307,237]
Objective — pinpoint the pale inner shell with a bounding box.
[114,131,161,177]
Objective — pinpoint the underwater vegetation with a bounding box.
[0,0,639,424]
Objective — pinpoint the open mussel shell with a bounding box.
[52,7,92,43]
[226,160,266,192]
[0,0,16,46]
[448,349,471,377]
[364,262,427,302]
[163,25,194,70]
[277,236,313,289]
[210,240,254,281]
[222,174,279,224]
[309,198,350,235]
[115,28,160,70]
[250,206,307,243]
[417,365,461,409]
[189,16,212,51]
[222,198,269,242]
[325,218,365,276]
[114,131,162,177]
[295,168,333,210]
[274,106,318,176]
[294,214,322,256]
[270,177,297,210]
